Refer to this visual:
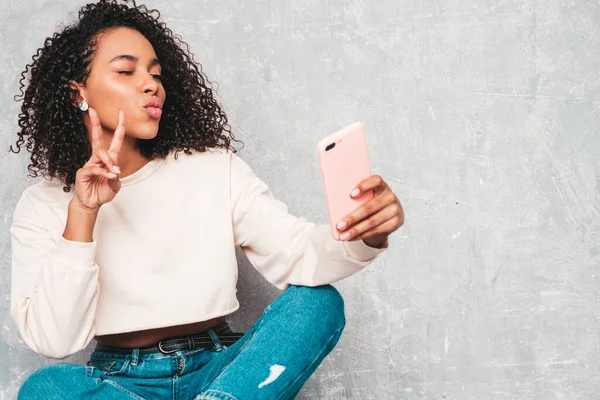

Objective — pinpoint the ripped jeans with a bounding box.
[18,285,346,400]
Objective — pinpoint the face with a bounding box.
[74,27,166,143]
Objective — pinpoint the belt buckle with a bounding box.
[158,340,179,354]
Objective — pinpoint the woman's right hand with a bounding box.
[72,107,125,213]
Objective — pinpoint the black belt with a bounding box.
[94,323,245,355]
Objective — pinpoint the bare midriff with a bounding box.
[95,316,228,348]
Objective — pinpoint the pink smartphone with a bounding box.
[318,121,373,240]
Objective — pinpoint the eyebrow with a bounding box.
[109,55,161,67]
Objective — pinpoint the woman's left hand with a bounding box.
[336,175,404,248]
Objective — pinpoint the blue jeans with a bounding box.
[18,285,346,400]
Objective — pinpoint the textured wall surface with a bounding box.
[2,0,600,398]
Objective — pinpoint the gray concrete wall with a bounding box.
[2,0,600,398]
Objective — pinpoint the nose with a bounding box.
[140,73,159,95]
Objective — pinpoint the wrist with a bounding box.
[64,201,98,243]
[69,198,100,216]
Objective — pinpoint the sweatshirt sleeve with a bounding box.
[9,192,100,359]
[230,153,388,291]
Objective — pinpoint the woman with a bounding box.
[9,0,404,398]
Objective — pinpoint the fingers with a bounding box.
[109,109,126,164]
[96,149,121,174]
[339,203,401,241]
[349,175,386,199]
[351,217,401,242]
[84,108,123,173]
[337,175,400,233]
[83,149,120,174]
[88,108,104,154]
[78,165,118,181]
[336,174,404,242]
[337,194,388,233]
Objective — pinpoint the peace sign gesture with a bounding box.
[72,107,126,213]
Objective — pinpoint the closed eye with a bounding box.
[118,71,162,81]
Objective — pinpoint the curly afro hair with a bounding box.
[10,0,241,192]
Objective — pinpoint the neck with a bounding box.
[115,137,151,179]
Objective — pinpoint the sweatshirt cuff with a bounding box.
[56,236,97,269]
[342,239,388,262]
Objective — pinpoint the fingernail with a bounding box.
[113,165,121,174]
[350,188,360,197]
[336,221,347,230]
[107,172,117,179]
[340,232,350,240]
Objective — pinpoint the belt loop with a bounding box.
[207,329,222,352]
[131,348,140,366]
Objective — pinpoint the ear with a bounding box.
[69,80,87,108]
